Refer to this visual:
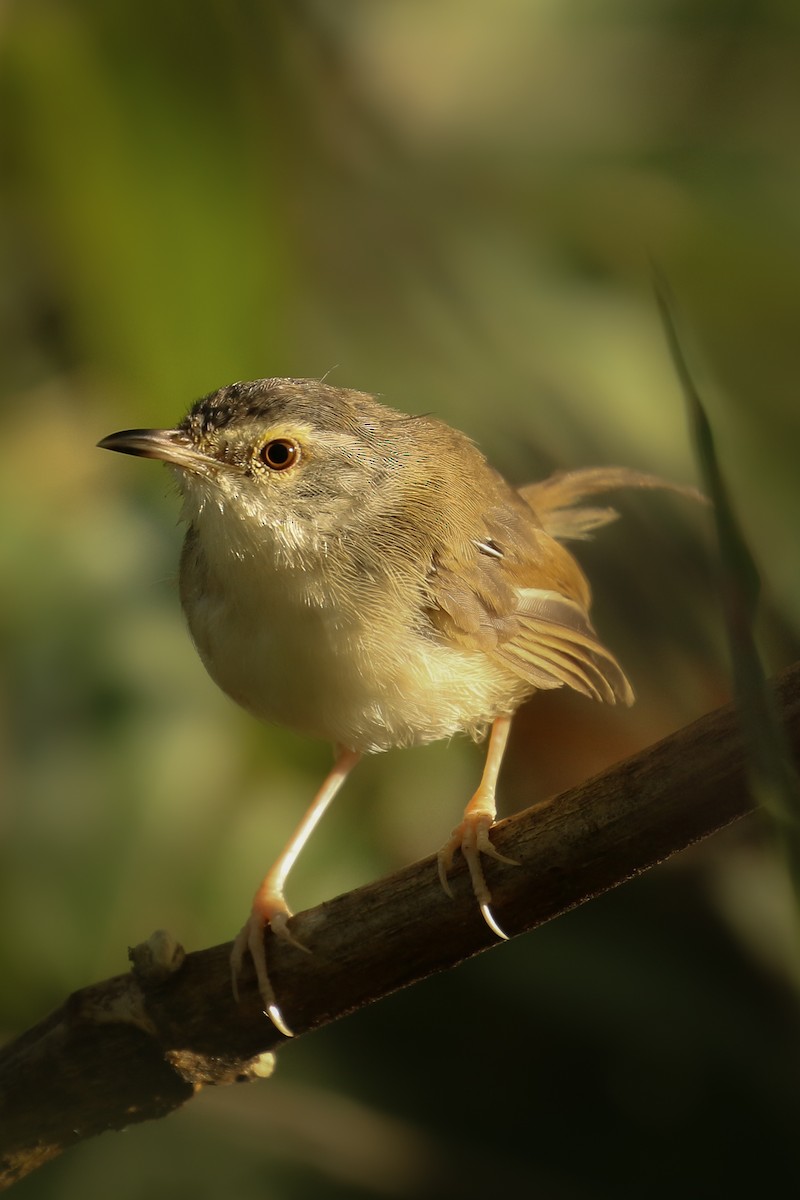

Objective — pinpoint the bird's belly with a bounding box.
[182,569,528,753]
[186,589,359,738]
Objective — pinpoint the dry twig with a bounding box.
[3,660,799,1189]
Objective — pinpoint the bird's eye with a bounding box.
[259,438,300,471]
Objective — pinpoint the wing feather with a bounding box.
[422,467,652,709]
[495,588,634,705]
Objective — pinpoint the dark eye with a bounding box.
[259,438,300,471]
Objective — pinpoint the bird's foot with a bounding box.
[437,806,518,940]
[230,893,309,1038]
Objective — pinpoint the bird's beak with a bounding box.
[97,428,212,474]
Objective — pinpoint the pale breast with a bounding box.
[179,524,531,753]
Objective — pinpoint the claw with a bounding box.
[230,745,362,1037]
[437,809,519,939]
[230,901,299,1037]
[436,715,518,938]
[480,901,510,941]
[270,910,311,955]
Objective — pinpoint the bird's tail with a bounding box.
[519,467,706,541]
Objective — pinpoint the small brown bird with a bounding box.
[99,377,697,1035]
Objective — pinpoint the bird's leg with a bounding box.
[437,715,518,939]
[231,745,361,1036]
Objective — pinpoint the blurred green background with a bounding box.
[2,1,800,1196]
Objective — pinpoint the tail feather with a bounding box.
[519,467,706,541]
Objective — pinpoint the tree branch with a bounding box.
[3,660,800,1189]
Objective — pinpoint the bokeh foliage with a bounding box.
[2,1,800,1196]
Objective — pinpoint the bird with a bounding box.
[99,377,699,1035]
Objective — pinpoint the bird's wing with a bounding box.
[494,585,633,704]
[425,488,634,706]
[427,464,704,704]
